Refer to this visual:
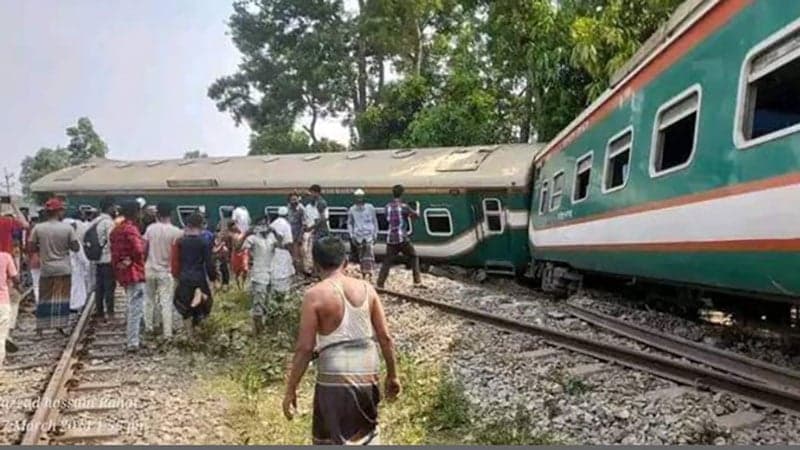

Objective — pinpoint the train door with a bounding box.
[482,197,514,275]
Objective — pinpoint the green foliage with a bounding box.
[211,0,683,151]
[20,117,107,196]
[427,372,470,431]
[248,127,313,155]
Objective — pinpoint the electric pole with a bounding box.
[2,167,15,197]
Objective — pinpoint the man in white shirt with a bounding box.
[270,207,296,297]
[143,203,183,339]
[347,189,379,281]
[241,222,276,335]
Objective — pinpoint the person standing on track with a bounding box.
[110,200,147,352]
[376,185,423,289]
[143,202,183,340]
[28,198,79,334]
[270,207,295,302]
[0,250,20,368]
[89,197,117,320]
[240,221,276,335]
[228,222,249,289]
[65,215,90,312]
[347,189,378,282]
[283,236,400,444]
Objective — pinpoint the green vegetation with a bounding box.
[184,287,562,444]
[210,0,684,153]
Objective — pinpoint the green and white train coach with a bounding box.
[32,144,540,276]
[530,0,800,302]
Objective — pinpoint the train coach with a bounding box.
[529,0,800,304]
[31,144,540,276]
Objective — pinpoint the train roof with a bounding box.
[31,143,543,194]
[534,0,716,164]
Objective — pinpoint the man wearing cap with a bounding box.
[28,198,79,332]
[270,207,295,298]
[347,189,379,281]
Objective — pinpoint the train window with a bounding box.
[424,209,453,236]
[572,152,592,203]
[651,87,700,176]
[264,206,280,223]
[538,181,549,215]
[603,128,632,193]
[482,199,504,233]
[550,171,564,211]
[327,207,349,233]
[219,206,234,221]
[738,27,800,146]
[375,207,414,236]
[177,205,203,227]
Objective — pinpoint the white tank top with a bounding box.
[317,280,374,349]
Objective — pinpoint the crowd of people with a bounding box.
[0,184,423,444]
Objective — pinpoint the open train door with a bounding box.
[481,197,515,275]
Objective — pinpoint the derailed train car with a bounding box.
[32,144,541,276]
[528,0,800,303]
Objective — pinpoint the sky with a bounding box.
[0,0,350,194]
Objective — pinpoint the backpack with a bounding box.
[83,221,104,261]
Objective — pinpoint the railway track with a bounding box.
[377,286,800,417]
[1,288,129,445]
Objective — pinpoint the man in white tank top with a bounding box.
[283,236,400,445]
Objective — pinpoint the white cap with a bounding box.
[354,188,365,196]
[278,206,289,216]
[136,197,146,208]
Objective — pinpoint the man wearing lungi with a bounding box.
[347,189,379,282]
[283,236,400,445]
[28,198,79,333]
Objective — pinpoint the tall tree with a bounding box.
[208,0,351,147]
[20,117,108,197]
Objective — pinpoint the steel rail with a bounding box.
[20,292,96,445]
[565,302,800,392]
[377,287,800,416]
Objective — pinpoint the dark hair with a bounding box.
[99,196,115,213]
[187,212,204,229]
[156,202,173,219]
[287,191,299,201]
[312,236,346,270]
[309,184,321,194]
[119,200,140,220]
[392,184,404,198]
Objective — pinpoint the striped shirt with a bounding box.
[385,200,413,245]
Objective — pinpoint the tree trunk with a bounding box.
[377,54,385,99]
[520,79,533,144]
[414,20,424,76]
[357,39,368,113]
[304,107,319,144]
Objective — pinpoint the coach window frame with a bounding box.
[571,151,593,204]
[219,205,235,222]
[375,207,414,236]
[327,206,349,233]
[538,180,549,215]
[482,198,504,234]
[423,208,454,237]
[549,170,565,212]
[650,84,702,178]
[177,205,203,227]
[735,17,800,149]
[264,206,281,222]
[602,126,634,194]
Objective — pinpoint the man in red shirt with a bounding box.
[110,201,146,352]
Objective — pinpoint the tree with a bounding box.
[570,0,683,99]
[208,0,351,148]
[66,117,108,164]
[183,150,209,159]
[20,118,108,196]
[248,127,313,155]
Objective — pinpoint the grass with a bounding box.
[182,286,562,445]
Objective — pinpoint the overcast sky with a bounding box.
[0,0,349,194]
